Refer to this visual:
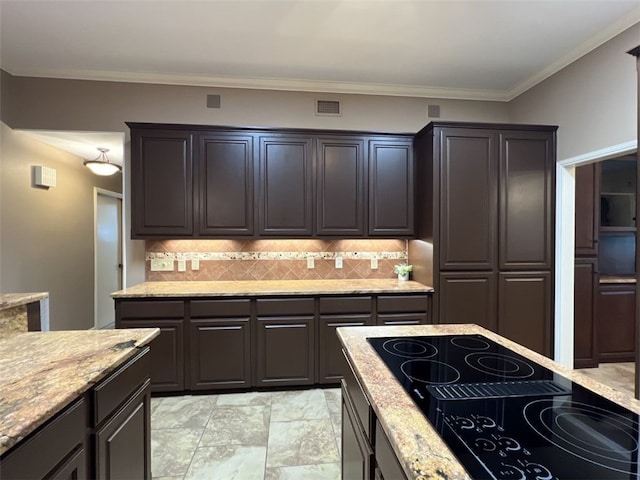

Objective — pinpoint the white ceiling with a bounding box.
[1,1,639,160]
[1,0,639,102]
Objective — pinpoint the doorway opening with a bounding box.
[94,188,123,329]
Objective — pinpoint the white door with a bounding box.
[95,191,122,329]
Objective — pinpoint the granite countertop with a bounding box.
[337,324,640,480]
[0,293,48,310]
[0,328,159,456]
[112,279,433,298]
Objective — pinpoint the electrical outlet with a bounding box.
[150,259,174,271]
[192,259,200,271]
[178,260,186,272]
[307,257,315,269]
[335,257,343,269]
[371,257,378,270]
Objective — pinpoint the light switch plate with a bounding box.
[371,257,378,269]
[335,257,343,269]
[150,259,174,271]
[192,259,200,271]
[307,257,315,269]
[178,260,186,272]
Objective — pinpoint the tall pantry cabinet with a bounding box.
[413,122,557,356]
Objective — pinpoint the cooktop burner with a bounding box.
[368,334,640,480]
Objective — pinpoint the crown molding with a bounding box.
[6,67,512,102]
[6,11,639,104]
[507,11,640,101]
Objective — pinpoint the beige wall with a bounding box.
[0,71,510,135]
[509,23,639,161]
[0,123,122,330]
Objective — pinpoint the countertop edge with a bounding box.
[0,328,160,456]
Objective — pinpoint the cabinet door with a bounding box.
[574,258,598,368]
[368,138,414,236]
[189,318,251,390]
[438,128,498,270]
[258,135,313,236]
[131,129,193,237]
[0,399,87,480]
[116,301,185,393]
[438,272,497,331]
[319,314,372,384]
[597,284,636,363]
[341,383,373,480]
[119,319,184,392]
[498,272,552,357]
[198,133,254,236]
[95,382,151,480]
[256,316,315,386]
[575,163,599,256]
[499,131,555,270]
[316,137,365,236]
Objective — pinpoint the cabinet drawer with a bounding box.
[377,294,428,313]
[190,299,251,317]
[341,349,372,439]
[92,347,150,426]
[1,398,87,480]
[319,296,372,314]
[117,300,184,318]
[256,298,314,316]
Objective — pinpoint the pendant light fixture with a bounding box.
[84,147,121,176]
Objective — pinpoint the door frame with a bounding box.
[93,187,123,329]
[555,140,637,367]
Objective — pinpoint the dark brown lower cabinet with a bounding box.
[256,316,315,386]
[341,382,373,480]
[95,381,151,480]
[92,347,152,480]
[498,272,552,356]
[375,419,407,480]
[114,293,431,393]
[376,294,430,326]
[574,258,598,368]
[1,348,152,479]
[189,298,252,390]
[0,399,88,480]
[597,283,636,362]
[319,314,372,383]
[115,300,185,392]
[438,272,497,330]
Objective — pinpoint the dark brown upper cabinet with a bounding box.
[316,137,366,236]
[439,128,498,270]
[131,129,194,238]
[499,130,554,270]
[368,138,414,236]
[128,124,414,239]
[258,135,314,236]
[198,133,254,236]
[575,163,599,256]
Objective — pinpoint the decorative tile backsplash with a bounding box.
[146,239,408,281]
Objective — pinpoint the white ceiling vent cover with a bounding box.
[315,100,341,117]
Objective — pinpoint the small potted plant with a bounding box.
[394,263,413,281]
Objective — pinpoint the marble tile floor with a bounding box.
[579,361,635,397]
[150,388,342,480]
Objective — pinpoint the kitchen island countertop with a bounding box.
[337,324,640,480]
[112,279,433,298]
[0,328,159,456]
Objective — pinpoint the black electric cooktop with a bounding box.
[367,334,640,480]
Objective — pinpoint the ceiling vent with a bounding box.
[315,100,341,116]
